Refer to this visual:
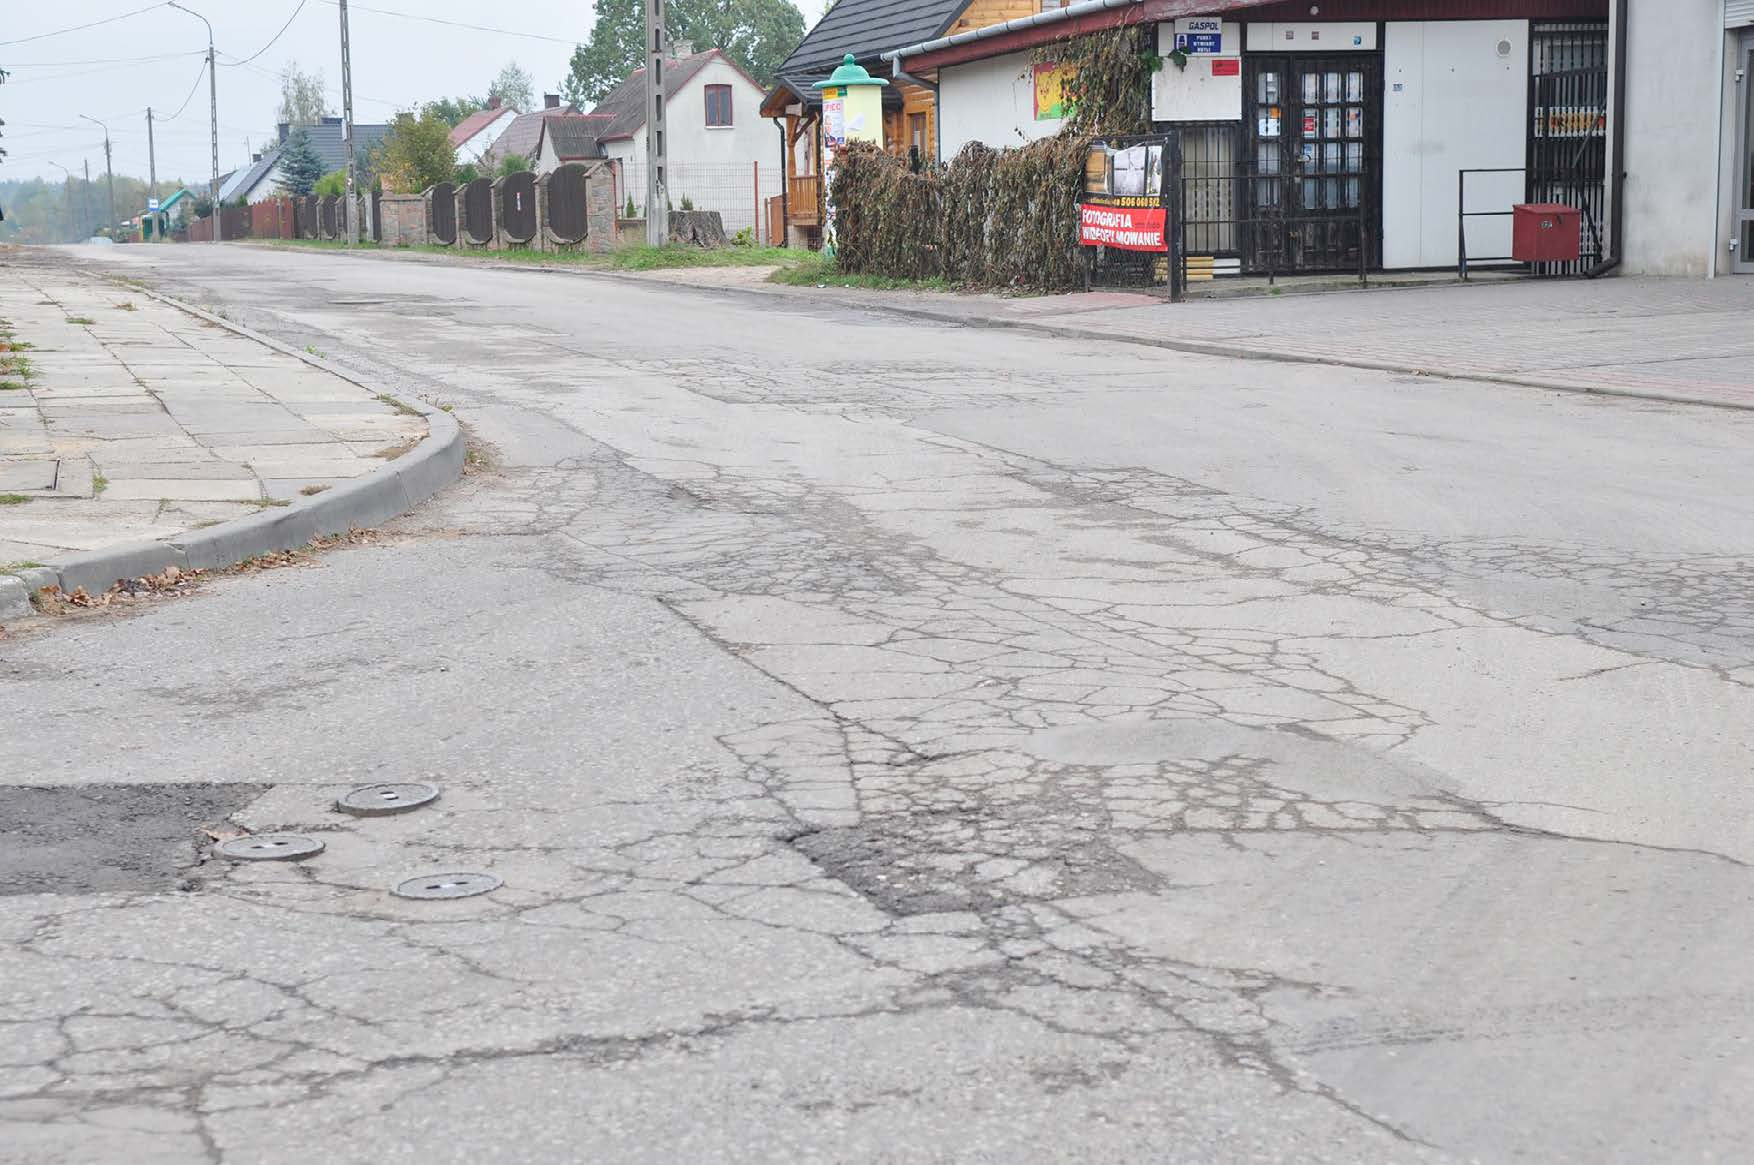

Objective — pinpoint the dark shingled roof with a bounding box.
[482,109,564,167]
[277,117,388,174]
[589,51,718,141]
[776,0,970,83]
[540,113,614,161]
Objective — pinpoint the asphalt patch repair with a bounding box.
[0,783,268,895]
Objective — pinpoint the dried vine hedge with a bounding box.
[830,134,1093,292]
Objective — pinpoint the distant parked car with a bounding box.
[86,237,115,246]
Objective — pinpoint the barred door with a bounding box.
[1245,54,1380,273]
[1529,22,1608,273]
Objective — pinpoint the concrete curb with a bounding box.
[234,241,1754,416]
[12,284,464,607]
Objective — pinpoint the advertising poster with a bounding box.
[1032,63,1070,122]
[1078,141,1168,253]
[822,88,847,150]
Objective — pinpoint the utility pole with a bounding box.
[146,108,157,199]
[80,115,116,236]
[338,0,357,245]
[644,0,666,247]
[170,3,220,243]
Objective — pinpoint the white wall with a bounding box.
[457,112,513,165]
[939,51,1064,158]
[1382,20,1528,269]
[1621,0,1739,275]
[1152,22,1242,122]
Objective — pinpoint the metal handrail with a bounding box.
[1457,166,1527,279]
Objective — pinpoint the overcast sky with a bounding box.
[2,0,827,186]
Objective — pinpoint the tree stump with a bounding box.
[667,210,726,248]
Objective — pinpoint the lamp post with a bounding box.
[78,115,117,237]
[49,162,78,242]
[167,1,220,243]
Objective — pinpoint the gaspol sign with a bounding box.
[1174,17,1224,54]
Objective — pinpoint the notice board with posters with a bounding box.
[1078,140,1168,252]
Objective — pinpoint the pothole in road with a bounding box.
[0,783,268,895]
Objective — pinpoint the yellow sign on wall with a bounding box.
[1033,63,1070,121]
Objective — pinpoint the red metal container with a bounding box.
[1512,203,1581,263]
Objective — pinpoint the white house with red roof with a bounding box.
[449,98,518,166]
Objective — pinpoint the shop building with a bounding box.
[886,0,1754,279]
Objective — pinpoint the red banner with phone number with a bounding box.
[1079,204,1167,252]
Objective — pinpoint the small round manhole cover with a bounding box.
[336,782,440,817]
[393,872,501,900]
[216,833,325,862]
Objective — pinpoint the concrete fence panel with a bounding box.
[460,178,494,247]
[499,172,537,245]
[428,182,457,245]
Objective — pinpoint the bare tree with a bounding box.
[277,61,331,127]
[487,62,535,113]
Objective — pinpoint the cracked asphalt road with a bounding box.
[3,245,1752,1162]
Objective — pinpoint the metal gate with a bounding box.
[1528,22,1608,273]
[1244,54,1381,273]
[429,182,456,244]
[500,171,537,243]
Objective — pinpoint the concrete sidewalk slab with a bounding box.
[0,253,462,603]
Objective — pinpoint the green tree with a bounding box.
[373,109,456,194]
[422,96,486,127]
[560,0,804,108]
[313,170,347,196]
[276,61,331,126]
[487,62,535,112]
[496,153,530,178]
[277,129,324,196]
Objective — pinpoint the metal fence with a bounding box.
[617,161,781,239]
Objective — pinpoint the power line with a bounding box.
[3,51,204,68]
[157,57,210,122]
[324,0,579,45]
[0,57,193,86]
[0,3,170,48]
[220,0,312,68]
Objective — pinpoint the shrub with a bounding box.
[829,134,1092,292]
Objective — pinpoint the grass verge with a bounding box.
[255,236,809,274]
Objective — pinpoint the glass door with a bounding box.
[1246,55,1381,273]
[1735,30,1754,274]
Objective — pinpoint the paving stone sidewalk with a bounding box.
[0,258,426,570]
[751,272,1754,410]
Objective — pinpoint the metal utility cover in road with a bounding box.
[393,872,502,900]
[336,782,440,817]
[216,834,326,862]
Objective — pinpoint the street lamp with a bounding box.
[48,161,80,242]
[77,115,117,236]
[167,1,220,244]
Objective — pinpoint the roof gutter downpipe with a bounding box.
[882,0,1139,66]
[1585,0,1627,279]
[889,61,941,163]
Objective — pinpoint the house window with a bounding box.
[705,85,733,128]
